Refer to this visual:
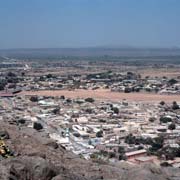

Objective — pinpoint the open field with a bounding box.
[138,68,180,78]
[20,89,180,103]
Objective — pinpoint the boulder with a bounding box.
[2,156,57,180]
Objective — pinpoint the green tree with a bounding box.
[168,123,176,130]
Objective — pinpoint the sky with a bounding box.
[0,0,180,49]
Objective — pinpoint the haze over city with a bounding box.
[0,0,180,49]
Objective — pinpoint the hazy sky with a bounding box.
[0,0,180,49]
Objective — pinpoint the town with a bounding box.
[0,56,180,169]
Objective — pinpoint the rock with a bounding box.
[52,173,87,180]
[45,141,59,149]
[0,164,9,180]
[2,156,57,180]
[120,164,171,180]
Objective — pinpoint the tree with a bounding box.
[0,81,6,90]
[172,101,179,110]
[125,134,136,144]
[150,136,164,152]
[109,152,116,158]
[112,107,119,114]
[46,74,53,78]
[85,98,95,103]
[39,76,45,81]
[160,162,172,167]
[160,101,165,106]
[21,72,25,76]
[168,123,176,130]
[96,130,103,138]
[137,146,144,150]
[159,146,180,160]
[168,79,178,85]
[124,87,132,93]
[33,122,43,130]
[52,108,60,114]
[160,116,172,123]
[60,95,65,100]
[118,146,126,160]
[118,146,125,154]
[149,117,156,123]
[57,84,63,88]
[30,96,38,102]
[7,72,16,77]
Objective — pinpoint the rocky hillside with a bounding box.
[0,122,179,180]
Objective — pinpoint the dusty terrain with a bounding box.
[21,89,180,102]
[138,68,180,78]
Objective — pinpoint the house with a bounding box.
[134,156,155,164]
[125,149,147,160]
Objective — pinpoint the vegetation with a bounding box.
[159,116,172,123]
[168,123,176,130]
[96,130,103,138]
[168,79,178,85]
[0,79,7,90]
[172,101,179,110]
[149,117,156,123]
[112,107,119,114]
[30,96,38,102]
[85,97,95,103]
[160,101,165,106]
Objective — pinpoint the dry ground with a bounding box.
[20,89,180,103]
[137,68,180,78]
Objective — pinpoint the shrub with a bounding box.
[172,101,179,110]
[160,116,172,123]
[160,101,165,106]
[168,123,176,130]
[85,98,95,103]
[96,130,103,138]
[30,96,38,102]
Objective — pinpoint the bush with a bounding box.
[0,80,7,90]
[124,87,132,93]
[160,162,172,167]
[149,117,156,122]
[118,146,125,154]
[160,101,165,106]
[33,122,43,130]
[52,108,60,114]
[125,134,136,144]
[149,136,164,152]
[7,72,16,77]
[85,98,95,103]
[60,95,65,100]
[160,116,172,123]
[168,79,178,85]
[172,101,179,110]
[96,130,103,138]
[168,123,176,130]
[46,74,53,78]
[30,96,38,102]
[112,107,119,114]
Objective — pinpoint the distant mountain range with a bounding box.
[0,47,180,58]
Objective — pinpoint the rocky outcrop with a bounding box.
[0,122,179,180]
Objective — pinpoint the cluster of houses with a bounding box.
[0,92,180,167]
[3,70,179,95]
